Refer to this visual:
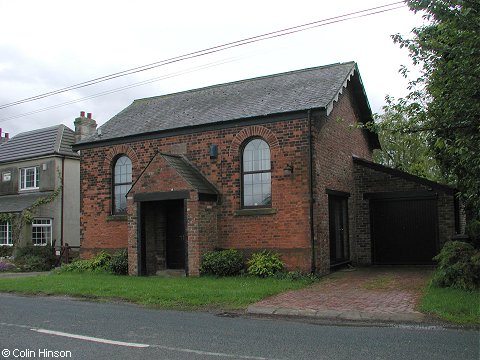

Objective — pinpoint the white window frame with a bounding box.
[31,218,52,246]
[20,166,40,190]
[0,222,12,246]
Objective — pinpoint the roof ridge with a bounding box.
[11,124,62,138]
[135,61,356,104]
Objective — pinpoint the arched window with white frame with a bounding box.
[113,155,132,214]
[242,138,271,208]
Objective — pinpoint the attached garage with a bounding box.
[369,193,438,265]
[352,157,461,266]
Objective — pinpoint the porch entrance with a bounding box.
[139,199,186,275]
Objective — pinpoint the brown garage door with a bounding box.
[370,195,438,265]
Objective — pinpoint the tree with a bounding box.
[387,0,480,215]
[373,106,444,181]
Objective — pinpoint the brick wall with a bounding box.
[79,86,376,275]
[80,117,314,274]
[312,86,373,274]
[353,160,457,264]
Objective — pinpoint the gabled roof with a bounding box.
[160,153,219,195]
[0,125,78,164]
[76,61,375,147]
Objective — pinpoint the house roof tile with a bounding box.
[0,125,78,164]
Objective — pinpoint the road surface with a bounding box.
[0,294,477,360]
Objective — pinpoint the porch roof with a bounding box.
[160,153,219,195]
[0,191,54,213]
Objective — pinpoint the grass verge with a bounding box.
[0,273,311,311]
[419,283,480,325]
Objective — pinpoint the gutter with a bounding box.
[308,110,316,273]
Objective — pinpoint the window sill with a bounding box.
[234,208,277,216]
[107,215,128,222]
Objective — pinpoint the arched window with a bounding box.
[242,138,271,207]
[113,155,132,214]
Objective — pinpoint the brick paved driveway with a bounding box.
[250,267,432,321]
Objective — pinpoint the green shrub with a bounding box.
[0,246,13,258]
[431,241,480,290]
[247,250,284,277]
[200,249,244,276]
[466,219,480,248]
[108,249,128,275]
[59,252,112,273]
[13,245,56,272]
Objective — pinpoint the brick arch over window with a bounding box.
[104,145,138,169]
[229,126,280,158]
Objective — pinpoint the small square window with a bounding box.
[20,166,39,190]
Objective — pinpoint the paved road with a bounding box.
[0,294,477,360]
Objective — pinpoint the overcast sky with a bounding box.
[0,0,425,138]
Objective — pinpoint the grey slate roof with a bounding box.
[0,125,78,164]
[0,191,54,213]
[79,61,365,145]
[161,153,218,194]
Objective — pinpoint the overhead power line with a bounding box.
[0,58,240,122]
[0,1,406,112]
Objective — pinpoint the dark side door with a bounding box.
[371,196,438,265]
[329,195,350,266]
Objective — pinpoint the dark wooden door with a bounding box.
[166,200,186,269]
[329,196,349,265]
[371,197,438,264]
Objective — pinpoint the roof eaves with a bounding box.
[325,63,356,116]
[73,109,312,150]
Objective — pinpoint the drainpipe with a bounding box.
[308,110,316,273]
[61,157,65,248]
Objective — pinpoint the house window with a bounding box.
[113,155,132,214]
[242,138,271,207]
[20,166,39,190]
[0,222,12,246]
[32,219,52,246]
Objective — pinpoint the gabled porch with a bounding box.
[126,153,219,276]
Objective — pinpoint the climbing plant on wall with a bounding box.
[1,169,63,247]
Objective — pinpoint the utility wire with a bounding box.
[0,1,406,111]
[0,58,240,122]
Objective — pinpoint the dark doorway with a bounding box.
[166,200,186,269]
[329,195,350,266]
[138,199,186,275]
[371,197,438,265]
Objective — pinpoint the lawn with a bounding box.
[419,284,480,325]
[0,273,312,311]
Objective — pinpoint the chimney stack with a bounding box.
[0,128,9,144]
[74,111,97,143]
